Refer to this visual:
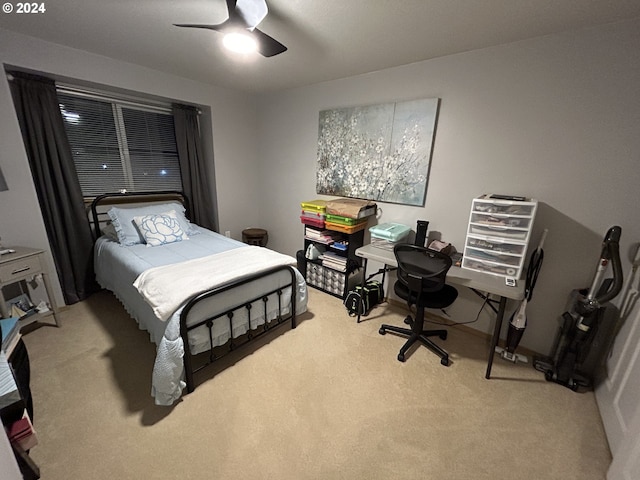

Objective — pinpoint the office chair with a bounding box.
[379,244,458,365]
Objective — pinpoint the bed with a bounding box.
[90,192,308,406]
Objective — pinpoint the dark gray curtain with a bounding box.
[172,104,218,231]
[8,71,97,304]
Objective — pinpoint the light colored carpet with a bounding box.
[22,288,611,479]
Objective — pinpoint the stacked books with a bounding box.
[0,317,21,356]
[7,410,38,450]
[0,351,22,425]
[321,252,348,272]
[304,226,342,244]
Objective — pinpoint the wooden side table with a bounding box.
[0,247,60,328]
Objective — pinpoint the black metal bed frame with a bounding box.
[90,191,299,395]
[90,190,191,240]
[180,264,297,393]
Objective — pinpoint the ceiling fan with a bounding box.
[174,0,287,57]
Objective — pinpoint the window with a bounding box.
[57,91,182,197]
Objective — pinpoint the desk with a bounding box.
[355,244,525,379]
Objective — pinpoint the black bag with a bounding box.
[344,280,384,316]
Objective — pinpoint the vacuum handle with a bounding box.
[600,226,622,260]
[596,226,624,304]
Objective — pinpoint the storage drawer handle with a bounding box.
[11,266,31,275]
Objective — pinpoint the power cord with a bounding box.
[425,295,489,327]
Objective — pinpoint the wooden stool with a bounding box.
[242,228,268,246]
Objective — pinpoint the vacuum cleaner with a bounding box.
[533,226,623,391]
[496,229,548,364]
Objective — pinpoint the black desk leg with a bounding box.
[486,295,508,379]
[356,258,367,323]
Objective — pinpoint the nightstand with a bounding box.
[0,247,60,329]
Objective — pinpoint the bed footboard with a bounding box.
[179,264,298,393]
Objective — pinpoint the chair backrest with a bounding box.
[393,243,452,294]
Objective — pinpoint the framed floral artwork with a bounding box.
[316,98,439,206]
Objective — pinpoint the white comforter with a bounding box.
[133,245,299,322]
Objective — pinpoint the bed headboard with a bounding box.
[90,191,191,240]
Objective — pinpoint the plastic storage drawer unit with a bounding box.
[462,195,537,278]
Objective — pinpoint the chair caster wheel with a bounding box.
[397,353,406,362]
[379,327,386,335]
[404,317,411,325]
[441,357,450,366]
[440,332,448,340]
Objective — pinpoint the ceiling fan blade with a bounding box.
[173,21,228,33]
[232,0,268,29]
[252,28,287,57]
[225,0,237,15]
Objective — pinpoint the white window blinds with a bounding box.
[57,90,182,197]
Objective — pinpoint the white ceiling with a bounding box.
[2,0,640,94]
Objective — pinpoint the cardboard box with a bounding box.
[326,198,376,219]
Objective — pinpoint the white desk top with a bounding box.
[355,244,525,301]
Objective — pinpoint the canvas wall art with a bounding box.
[316,98,439,206]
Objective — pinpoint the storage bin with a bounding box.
[462,258,518,277]
[470,213,531,229]
[325,213,368,226]
[369,223,411,242]
[300,215,325,228]
[306,263,325,288]
[466,237,524,255]
[300,200,327,213]
[469,225,527,240]
[325,221,368,234]
[301,210,325,220]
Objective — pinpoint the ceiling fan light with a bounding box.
[223,32,257,54]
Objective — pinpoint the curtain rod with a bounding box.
[56,83,173,114]
[6,73,203,115]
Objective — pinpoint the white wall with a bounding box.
[256,18,640,356]
[0,28,261,306]
[1,19,639,356]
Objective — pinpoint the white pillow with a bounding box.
[133,210,189,247]
[107,202,198,246]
